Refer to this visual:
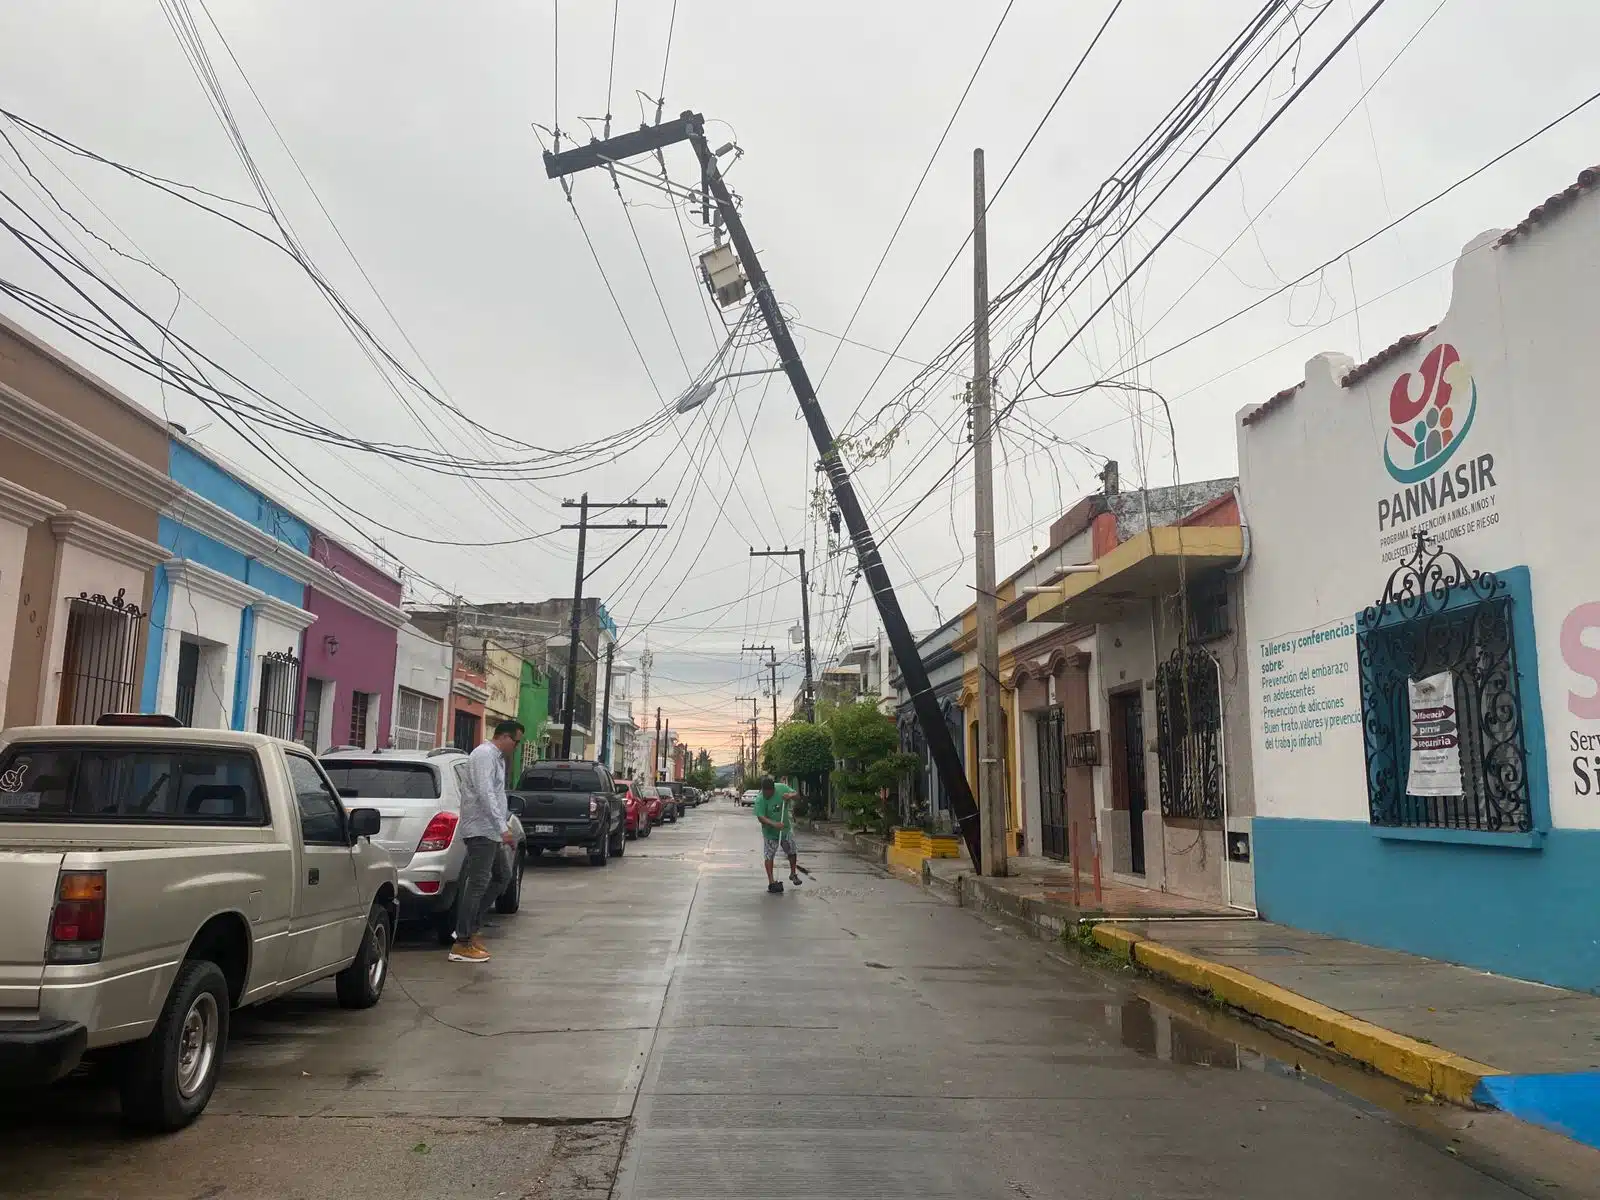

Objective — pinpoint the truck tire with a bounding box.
[119,959,230,1133]
[336,902,391,1009]
[608,818,626,858]
[588,828,609,867]
[494,852,524,914]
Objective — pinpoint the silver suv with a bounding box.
[320,748,525,945]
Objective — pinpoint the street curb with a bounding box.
[1090,924,1505,1106]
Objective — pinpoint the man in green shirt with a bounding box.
[754,774,801,893]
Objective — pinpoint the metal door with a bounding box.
[1114,691,1147,874]
[1037,706,1067,860]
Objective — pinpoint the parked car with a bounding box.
[740,789,760,807]
[684,786,704,807]
[655,780,686,821]
[0,716,397,1132]
[320,747,526,946]
[619,779,653,838]
[511,761,626,865]
[639,783,664,827]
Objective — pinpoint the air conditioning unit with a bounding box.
[699,243,748,309]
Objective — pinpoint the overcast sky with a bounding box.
[2,0,1596,756]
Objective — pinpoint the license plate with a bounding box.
[533,823,556,834]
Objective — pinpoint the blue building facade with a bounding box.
[141,438,319,734]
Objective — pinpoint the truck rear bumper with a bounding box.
[526,819,604,849]
[0,1019,87,1086]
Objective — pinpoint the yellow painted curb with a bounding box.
[885,844,927,873]
[1090,924,1144,961]
[1097,928,1504,1106]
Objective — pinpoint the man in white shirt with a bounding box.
[449,720,523,963]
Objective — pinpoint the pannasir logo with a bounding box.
[1384,342,1476,484]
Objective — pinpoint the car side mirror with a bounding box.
[507,796,525,817]
[347,807,381,841]
[615,783,629,794]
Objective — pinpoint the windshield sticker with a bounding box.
[0,757,32,793]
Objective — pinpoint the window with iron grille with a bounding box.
[255,650,301,740]
[394,688,442,750]
[1187,574,1231,643]
[56,589,146,724]
[348,690,372,748]
[1357,533,1537,835]
[301,677,325,750]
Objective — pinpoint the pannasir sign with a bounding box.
[1374,340,1501,545]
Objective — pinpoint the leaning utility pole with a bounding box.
[971,148,1007,877]
[751,548,814,723]
[743,642,780,734]
[546,113,984,868]
[560,495,667,759]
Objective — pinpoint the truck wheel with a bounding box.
[494,852,524,914]
[608,820,626,858]
[336,903,392,1009]
[588,829,610,867]
[119,959,229,1133]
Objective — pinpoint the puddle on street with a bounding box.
[1110,993,1242,1067]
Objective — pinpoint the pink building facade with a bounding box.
[296,534,407,752]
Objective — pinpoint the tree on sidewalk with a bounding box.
[762,719,833,816]
[826,700,919,834]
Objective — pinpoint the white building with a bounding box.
[1236,165,1600,991]
[393,622,452,749]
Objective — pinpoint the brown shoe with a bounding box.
[448,941,491,963]
[469,934,489,953]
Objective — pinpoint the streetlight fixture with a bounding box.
[673,367,786,414]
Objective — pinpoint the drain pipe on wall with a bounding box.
[1221,483,1259,916]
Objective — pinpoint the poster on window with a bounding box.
[1407,671,1463,796]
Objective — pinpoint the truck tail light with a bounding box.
[49,870,106,963]
[413,879,441,895]
[417,811,459,853]
[589,797,600,816]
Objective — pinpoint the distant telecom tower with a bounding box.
[639,648,654,730]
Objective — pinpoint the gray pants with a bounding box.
[454,836,509,942]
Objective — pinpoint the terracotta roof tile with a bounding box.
[1496,165,1600,247]
[1240,383,1300,427]
[1340,326,1437,388]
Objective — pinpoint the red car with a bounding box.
[621,781,655,838]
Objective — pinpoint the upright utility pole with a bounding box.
[735,695,760,754]
[743,643,779,733]
[560,496,668,760]
[751,548,814,722]
[597,640,616,769]
[653,707,662,782]
[546,113,984,868]
[972,148,1008,878]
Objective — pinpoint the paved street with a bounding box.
[0,800,1563,1198]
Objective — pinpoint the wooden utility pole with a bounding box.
[653,707,662,781]
[743,643,780,734]
[972,148,1008,877]
[751,548,814,721]
[597,640,616,769]
[559,496,667,759]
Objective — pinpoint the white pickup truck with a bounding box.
[0,717,397,1131]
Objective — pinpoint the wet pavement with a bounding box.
[0,801,1588,1197]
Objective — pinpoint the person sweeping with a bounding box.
[754,774,802,893]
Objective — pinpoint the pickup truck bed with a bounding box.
[0,723,398,1132]
[511,760,626,866]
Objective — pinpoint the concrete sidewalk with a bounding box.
[804,820,1600,1150]
[1095,919,1600,1149]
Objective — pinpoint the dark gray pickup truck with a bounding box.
[510,761,627,866]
